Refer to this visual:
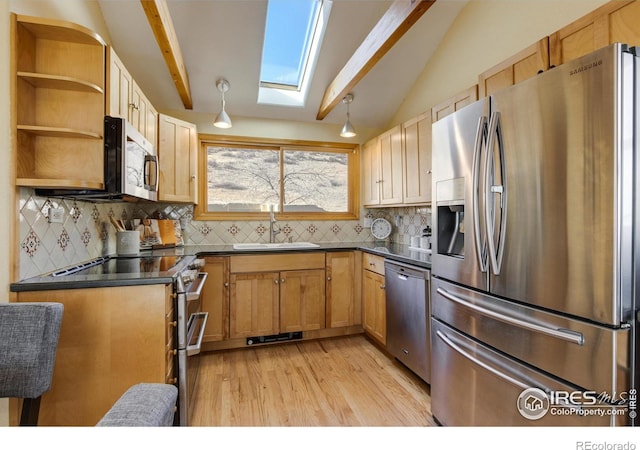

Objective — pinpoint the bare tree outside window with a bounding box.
[205,145,350,214]
[283,150,348,212]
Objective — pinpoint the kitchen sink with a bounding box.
[232,242,320,250]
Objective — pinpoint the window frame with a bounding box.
[194,134,360,221]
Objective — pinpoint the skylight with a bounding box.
[258,0,332,107]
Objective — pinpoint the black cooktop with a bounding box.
[52,255,191,277]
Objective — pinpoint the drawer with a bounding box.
[230,252,325,273]
[362,252,385,276]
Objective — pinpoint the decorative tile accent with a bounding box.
[200,224,213,236]
[330,224,341,235]
[22,229,40,257]
[255,224,266,236]
[91,205,100,222]
[57,228,70,251]
[354,224,363,234]
[281,224,292,236]
[227,224,240,236]
[81,228,92,247]
[307,224,318,234]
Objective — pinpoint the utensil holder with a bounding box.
[116,231,139,255]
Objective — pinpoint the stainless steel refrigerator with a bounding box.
[430,43,638,426]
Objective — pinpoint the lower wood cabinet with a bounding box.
[229,272,280,338]
[280,269,326,332]
[13,284,173,426]
[201,250,365,350]
[201,256,229,342]
[326,251,361,328]
[362,253,386,346]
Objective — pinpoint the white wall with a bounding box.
[390,0,610,126]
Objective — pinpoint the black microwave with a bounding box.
[36,116,159,201]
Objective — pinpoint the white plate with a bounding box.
[370,218,392,240]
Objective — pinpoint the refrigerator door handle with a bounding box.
[435,287,585,345]
[435,329,529,390]
[472,115,488,273]
[484,111,508,275]
[434,328,586,411]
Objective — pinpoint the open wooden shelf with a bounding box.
[16,178,104,190]
[17,125,102,139]
[18,72,103,93]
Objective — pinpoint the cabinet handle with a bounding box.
[379,284,386,289]
[327,276,332,281]
[128,102,139,111]
[167,377,177,384]
[274,279,279,285]
[281,279,285,283]
[168,321,177,327]
[224,282,229,287]
[369,262,375,266]
[191,175,196,180]
[427,170,432,174]
[168,349,177,356]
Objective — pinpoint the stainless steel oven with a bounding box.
[175,268,208,426]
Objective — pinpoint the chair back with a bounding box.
[0,302,63,425]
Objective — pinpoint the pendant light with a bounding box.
[340,93,356,138]
[214,78,232,129]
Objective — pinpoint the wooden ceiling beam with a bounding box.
[316,0,435,121]
[140,0,193,109]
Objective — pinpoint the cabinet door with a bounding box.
[431,85,479,122]
[478,38,550,97]
[201,256,229,342]
[106,47,133,120]
[549,0,640,67]
[280,269,326,332]
[362,269,386,345]
[158,114,198,203]
[379,125,403,205]
[362,137,381,206]
[229,272,279,338]
[326,251,361,328]
[402,112,432,204]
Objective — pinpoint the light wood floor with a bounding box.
[191,334,435,426]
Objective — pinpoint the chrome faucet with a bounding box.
[269,207,280,243]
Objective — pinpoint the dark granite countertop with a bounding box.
[11,241,430,292]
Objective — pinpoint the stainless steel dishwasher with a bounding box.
[384,260,431,383]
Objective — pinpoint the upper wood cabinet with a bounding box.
[379,125,404,205]
[431,85,479,122]
[401,112,432,204]
[478,38,550,97]
[549,0,640,67]
[362,137,381,206]
[12,14,106,190]
[158,114,198,204]
[106,47,158,148]
[362,125,403,207]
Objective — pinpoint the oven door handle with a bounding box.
[186,272,208,301]
[186,312,208,356]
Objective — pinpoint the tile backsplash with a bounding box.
[17,188,431,280]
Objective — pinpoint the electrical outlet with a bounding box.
[363,217,373,228]
[48,207,64,223]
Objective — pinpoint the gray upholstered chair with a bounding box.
[97,383,178,426]
[0,302,63,426]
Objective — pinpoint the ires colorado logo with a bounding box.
[516,387,636,421]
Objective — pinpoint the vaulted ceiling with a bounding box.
[97,0,467,130]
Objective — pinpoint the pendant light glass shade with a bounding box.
[214,79,232,129]
[339,93,356,138]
